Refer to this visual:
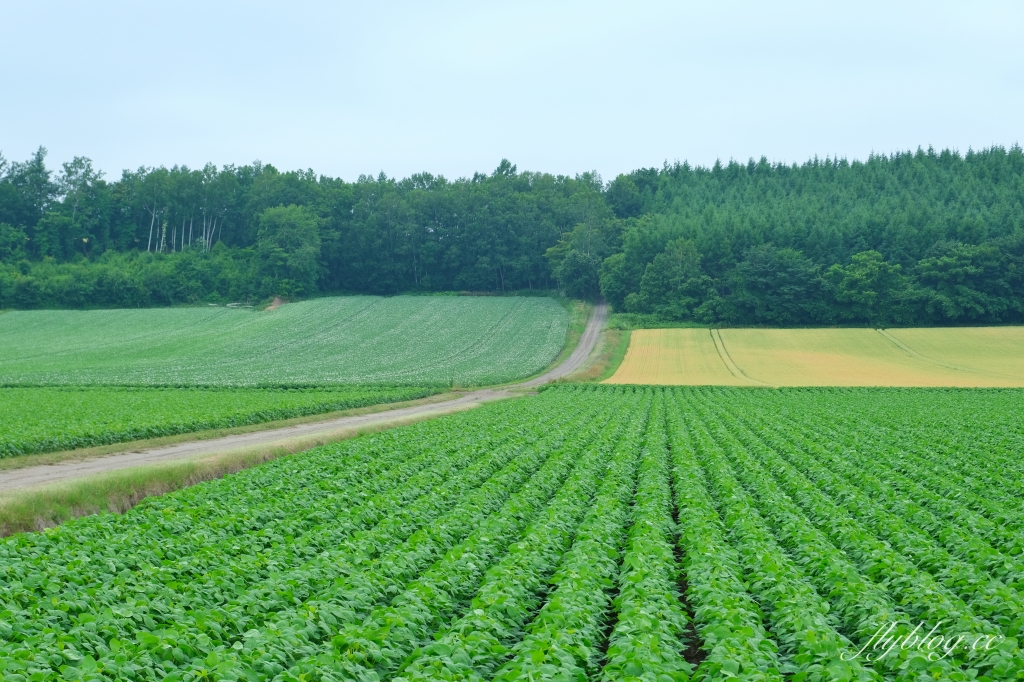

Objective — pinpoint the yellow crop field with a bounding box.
[886,326,1024,379]
[604,327,1024,387]
[603,328,754,386]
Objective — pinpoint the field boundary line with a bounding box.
[875,328,1017,379]
[710,329,770,386]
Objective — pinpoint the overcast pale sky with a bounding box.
[2,1,1021,182]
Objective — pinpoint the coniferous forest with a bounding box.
[1,145,1022,326]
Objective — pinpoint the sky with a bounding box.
[2,0,1022,182]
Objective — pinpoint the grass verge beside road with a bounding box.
[560,329,630,383]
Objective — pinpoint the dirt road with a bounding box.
[0,302,608,492]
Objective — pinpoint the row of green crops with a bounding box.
[2,385,1023,681]
[0,385,441,458]
[0,296,569,387]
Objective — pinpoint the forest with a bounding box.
[1,144,1022,326]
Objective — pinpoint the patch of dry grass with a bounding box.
[563,329,630,382]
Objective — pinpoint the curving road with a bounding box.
[520,301,607,387]
[0,301,608,493]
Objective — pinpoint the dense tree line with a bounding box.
[0,152,604,306]
[1,145,1022,325]
[592,147,1024,325]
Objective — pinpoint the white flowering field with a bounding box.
[0,296,568,387]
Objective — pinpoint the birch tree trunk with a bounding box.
[146,208,156,252]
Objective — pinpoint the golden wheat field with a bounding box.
[604,327,1024,386]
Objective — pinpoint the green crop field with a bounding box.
[0,296,569,387]
[2,385,1022,681]
[0,386,440,458]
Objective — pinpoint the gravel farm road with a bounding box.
[0,302,608,493]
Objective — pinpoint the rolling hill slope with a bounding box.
[0,296,569,387]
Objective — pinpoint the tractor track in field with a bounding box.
[0,302,607,493]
